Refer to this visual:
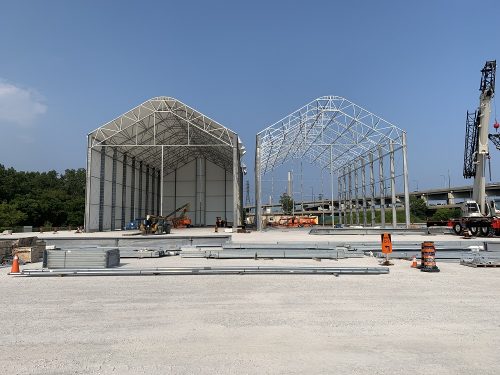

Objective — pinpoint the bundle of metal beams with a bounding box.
[181,249,363,259]
[15,266,390,277]
[118,248,165,258]
[43,249,120,269]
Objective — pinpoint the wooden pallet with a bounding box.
[461,262,500,268]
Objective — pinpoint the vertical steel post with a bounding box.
[402,132,411,228]
[111,148,117,231]
[348,166,353,225]
[98,145,106,232]
[369,152,375,227]
[145,164,150,217]
[255,136,262,231]
[157,170,160,216]
[343,167,348,225]
[138,161,143,219]
[130,158,135,222]
[337,174,342,225]
[378,146,386,228]
[121,153,127,230]
[361,156,367,227]
[354,161,359,225]
[330,145,334,227]
[160,146,164,216]
[84,135,93,232]
[390,141,397,228]
[232,134,239,230]
[151,168,155,215]
[300,160,304,213]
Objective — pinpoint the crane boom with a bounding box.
[467,60,496,215]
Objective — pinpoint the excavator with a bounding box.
[447,60,500,236]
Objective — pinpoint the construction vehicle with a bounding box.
[445,60,500,236]
[139,215,171,235]
[164,203,192,228]
[269,215,318,227]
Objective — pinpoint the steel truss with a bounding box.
[85,97,245,231]
[255,96,410,231]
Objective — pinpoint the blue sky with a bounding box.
[0,0,499,193]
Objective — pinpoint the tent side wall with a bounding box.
[85,146,241,231]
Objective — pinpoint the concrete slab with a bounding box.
[1,252,499,374]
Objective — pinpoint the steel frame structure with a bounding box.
[85,96,245,232]
[255,96,410,231]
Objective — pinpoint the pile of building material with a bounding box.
[13,238,46,263]
[1,237,46,263]
[181,244,364,260]
[118,248,165,258]
[460,253,500,268]
[14,265,390,277]
[0,240,12,262]
[43,248,120,269]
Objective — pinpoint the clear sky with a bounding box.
[0,0,499,192]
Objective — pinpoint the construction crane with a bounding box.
[449,60,500,236]
[463,60,496,214]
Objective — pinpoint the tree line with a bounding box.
[0,164,85,229]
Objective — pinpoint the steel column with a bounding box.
[156,170,161,216]
[390,141,397,228]
[337,174,342,225]
[402,132,411,227]
[369,152,375,227]
[354,161,359,225]
[361,157,367,227]
[343,167,348,225]
[348,166,354,225]
[330,145,335,227]
[84,135,93,232]
[151,167,155,215]
[98,145,106,232]
[145,164,150,217]
[160,146,164,216]
[255,136,262,231]
[138,161,143,219]
[130,157,135,221]
[232,135,239,229]
[111,148,117,231]
[121,153,127,230]
[378,146,386,228]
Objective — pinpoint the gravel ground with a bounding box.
[1,253,500,375]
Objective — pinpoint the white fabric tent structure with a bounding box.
[85,97,245,232]
[255,96,410,230]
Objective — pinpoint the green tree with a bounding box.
[431,208,461,221]
[0,202,27,228]
[410,196,428,220]
[279,193,294,215]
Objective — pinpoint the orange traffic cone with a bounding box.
[411,256,418,268]
[10,255,20,274]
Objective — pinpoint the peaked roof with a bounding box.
[88,97,243,174]
[257,96,405,175]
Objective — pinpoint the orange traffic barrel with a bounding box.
[420,241,440,272]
